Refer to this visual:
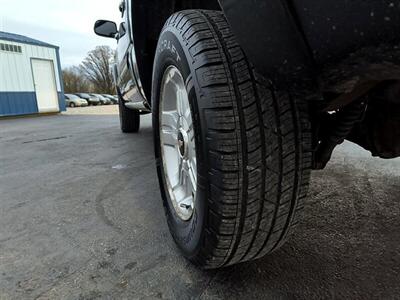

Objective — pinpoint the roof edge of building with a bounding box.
[0,31,59,49]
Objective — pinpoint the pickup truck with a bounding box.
[95,0,400,269]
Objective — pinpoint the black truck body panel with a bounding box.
[292,0,400,64]
[219,0,400,86]
[218,0,314,84]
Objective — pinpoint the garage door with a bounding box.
[31,59,59,113]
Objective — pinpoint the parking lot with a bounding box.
[63,105,119,116]
[1,107,399,299]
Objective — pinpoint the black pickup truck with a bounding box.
[94,0,400,269]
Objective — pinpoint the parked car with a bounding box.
[102,94,118,104]
[95,1,400,269]
[91,94,112,105]
[64,94,88,108]
[75,93,100,106]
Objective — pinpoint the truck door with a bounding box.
[116,0,134,99]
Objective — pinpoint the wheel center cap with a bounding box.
[177,130,187,157]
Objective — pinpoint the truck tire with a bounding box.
[152,10,312,269]
[118,94,140,133]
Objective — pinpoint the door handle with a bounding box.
[119,1,126,13]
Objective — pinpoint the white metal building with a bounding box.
[0,31,65,116]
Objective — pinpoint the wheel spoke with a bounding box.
[171,175,180,192]
[162,111,179,130]
[177,90,184,116]
[179,90,191,119]
[187,121,194,134]
[188,160,197,193]
[161,129,177,147]
[183,101,191,120]
[179,158,185,185]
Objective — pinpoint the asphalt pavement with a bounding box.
[0,109,399,299]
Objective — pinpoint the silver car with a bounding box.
[91,94,112,105]
[102,94,118,104]
[75,93,100,106]
[64,94,88,108]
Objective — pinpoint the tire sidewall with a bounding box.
[152,29,207,259]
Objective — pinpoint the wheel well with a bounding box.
[131,0,221,102]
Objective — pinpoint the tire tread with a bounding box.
[164,10,311,268]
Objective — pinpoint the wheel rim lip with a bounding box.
[159,66,197,222]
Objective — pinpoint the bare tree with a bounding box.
[80,46,115,94]
[62,66,91,93]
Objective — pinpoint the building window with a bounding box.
[0,42,22,53]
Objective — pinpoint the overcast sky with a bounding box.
[0,0,121,67]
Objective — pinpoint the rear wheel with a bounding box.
[153,10,312,269]
[69,102,75,108]
[118,94,140,133]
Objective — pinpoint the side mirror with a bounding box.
[94,20,118,38]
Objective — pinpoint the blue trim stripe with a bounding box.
[58,92,66,112]
[55,49,66,112]
[0,92,39,116]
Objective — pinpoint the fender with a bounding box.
[219,0,400,87]
[218,0,314,85]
